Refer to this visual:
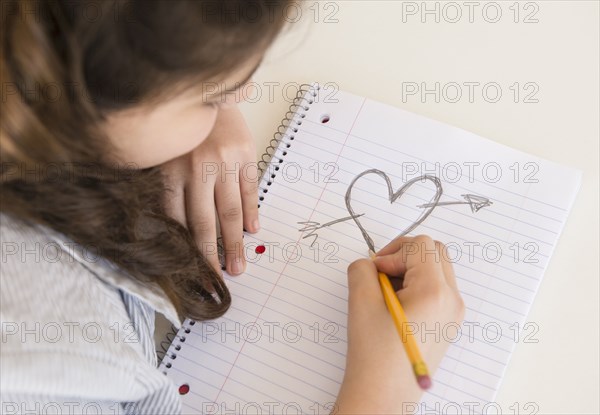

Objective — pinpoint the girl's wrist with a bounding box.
[334,368,422,414]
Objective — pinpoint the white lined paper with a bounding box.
[161,84,581,414]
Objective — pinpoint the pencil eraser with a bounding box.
[417,375,432,390]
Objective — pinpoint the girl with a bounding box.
[0,1,464,413]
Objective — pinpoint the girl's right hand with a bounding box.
[334,235,465,414]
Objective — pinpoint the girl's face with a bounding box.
[102,57,260,168]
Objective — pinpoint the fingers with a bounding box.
[371,253,407,277]
[240,160,260,233]
[347,259,389,320]
[346,258,406,365]
[215,169,245,276]
[376,236,413,256]
[373,235,450,288]
[186,176,222,275]
[162,164,187,228]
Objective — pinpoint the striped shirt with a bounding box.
[0,213,183,414]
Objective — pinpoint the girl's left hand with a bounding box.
[161,104,260,276]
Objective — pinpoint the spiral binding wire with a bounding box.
[157,83,320,375]
[158,319,196,375]
[157,328,177,362]
[257,83,319,207]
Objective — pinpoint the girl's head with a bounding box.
[1,0,292,319]
[103,57,262,168]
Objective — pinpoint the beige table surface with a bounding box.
[237,1,599,413]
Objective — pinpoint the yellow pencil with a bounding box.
[369,250,432,390]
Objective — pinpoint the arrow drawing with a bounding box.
[297,170,493,250]
[298,213,365,247]
[417,194,492,213]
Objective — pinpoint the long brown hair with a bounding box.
[1,0,291,320]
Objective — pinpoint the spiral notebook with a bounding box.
[159,83,581,414]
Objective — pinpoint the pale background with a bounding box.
[238,1,600,413]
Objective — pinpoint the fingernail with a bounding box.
[372,255,384,264]
[252,219,260,232]
[231,258,243,275]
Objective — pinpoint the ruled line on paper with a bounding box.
[165,87,580,412]
[212,97,368,404]
[302,116,571,213]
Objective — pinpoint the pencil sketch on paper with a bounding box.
[417,194,492,213]
[297,168,492,251]
[298,213,365,248]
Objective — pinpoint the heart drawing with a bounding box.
[344,169,443,252]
